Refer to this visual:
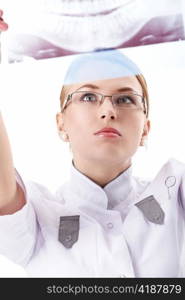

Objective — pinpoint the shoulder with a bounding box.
[15,168,66,205]
[149,157,185,186]
[136,158,185,183]
[159,157,185,173]
[132,158,185,199]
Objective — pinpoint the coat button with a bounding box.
[107,222,114,229]
[65,235,72,242]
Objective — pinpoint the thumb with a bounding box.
[0,11,9,31]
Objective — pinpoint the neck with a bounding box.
[72,157,132,188]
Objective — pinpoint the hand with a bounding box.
[0,10,8,31]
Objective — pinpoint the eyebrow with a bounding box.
[76,84,137,93]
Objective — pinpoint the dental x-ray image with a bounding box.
[0,0,185,63]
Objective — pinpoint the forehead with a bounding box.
[66,76,143,94]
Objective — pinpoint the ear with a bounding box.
[56,112,69,142]
[56,112,65,131]
[140,119,150,146]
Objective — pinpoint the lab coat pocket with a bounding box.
[58,215,80,249]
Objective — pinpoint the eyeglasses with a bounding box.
[61,91,146,114]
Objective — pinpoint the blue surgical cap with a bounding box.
[63,49,142,85]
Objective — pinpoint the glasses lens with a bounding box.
[113,93,143,109]
[73,91,101,104]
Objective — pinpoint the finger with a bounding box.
[0,11,8,31]
[0,19,8,31]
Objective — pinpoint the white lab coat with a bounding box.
[0,158,185,277]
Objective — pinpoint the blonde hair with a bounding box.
[60,74,149,117]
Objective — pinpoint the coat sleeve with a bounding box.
[0,169,38,267]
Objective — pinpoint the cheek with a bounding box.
[123,115,144,144]
[65,109,92,138]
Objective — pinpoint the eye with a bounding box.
[80,92,97,102]
[115,95,136,105]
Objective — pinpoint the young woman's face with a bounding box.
[56,76,150,166]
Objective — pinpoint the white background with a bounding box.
[0,40,185,276]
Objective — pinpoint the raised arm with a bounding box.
[0,12,26,215]
[0,113,26,215]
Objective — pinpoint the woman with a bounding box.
[0,10,185,278]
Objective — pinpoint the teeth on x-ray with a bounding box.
[43,0,132,15]
[36,0,148,52]
[29,0,183,52]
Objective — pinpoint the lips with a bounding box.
[94,127,121,136]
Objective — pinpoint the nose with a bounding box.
[98,96,117,120]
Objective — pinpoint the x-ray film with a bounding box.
[0,0,184,63]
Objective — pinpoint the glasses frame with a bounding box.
[61,90,147,114]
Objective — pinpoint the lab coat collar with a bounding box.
[66,160,133,211]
